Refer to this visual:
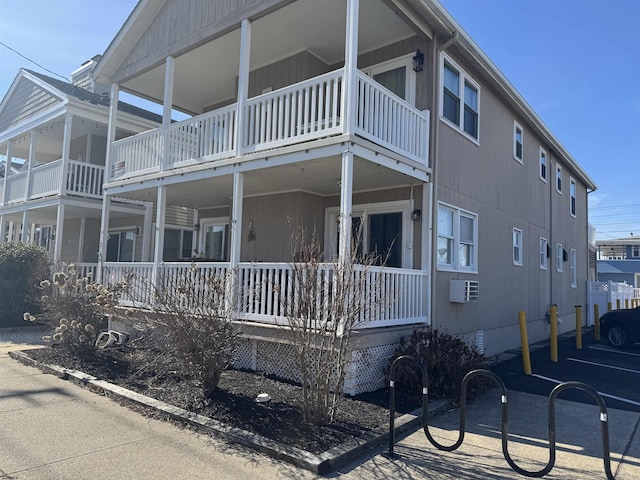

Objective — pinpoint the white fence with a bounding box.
[587,280,638,326]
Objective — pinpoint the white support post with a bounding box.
[25,130,37,201]
[2,141,12,206]
[105,83,119,181]
[235,19,251,156]
[338,151,354,264]
[7,221,14,243]
[97,194,112,282]
[161,56,175,172]
[77,216,86,263]
[61,114,73,194]
[343,0,359,135]
[53,203,65,264]
[20,211,29,243]
[0,215,4,243]
[422,182,432,325]
[152,186,167,287]
[227,172,244,312]
[141,201,153,262]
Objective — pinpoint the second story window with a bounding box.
[513,228,523,266]
[539,148,547,181]
[556,165,563,193]
[540,237,548,270]
[441,54,480,141]
[556,244,563,272]
[570,178,576,217]
[514,121,523,163]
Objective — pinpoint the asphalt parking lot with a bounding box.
[491,331,640,413]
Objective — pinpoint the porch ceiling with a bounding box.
[113,154,416,210]
[120,0,415,114]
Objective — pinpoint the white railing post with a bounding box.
[53,203,65,264]
[152,185,167,287]
[228,172,244,312]
[105,83,119,181]
[97,194,111,283]
[161,56,175,172]
[343,0,359,136]
[236,19,251,156]
[61,114,73,194]
[24,130,37,202]
[2,140,12,206]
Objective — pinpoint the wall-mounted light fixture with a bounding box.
[412,49,424,72]
[411,209,422,221]
[193,223,200,232]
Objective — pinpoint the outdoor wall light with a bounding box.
[412,49,424,72]
[411,209,422,221]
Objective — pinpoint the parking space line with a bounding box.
[567,357,640,375]
[531,373,640,408]
[589,344,640,357]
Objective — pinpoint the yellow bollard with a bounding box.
[518,311,532,375]
[617,299,621,310]
[608,301,612,312]
[550,305,558,362]
[594,304,600,341]
[575,305,582,349]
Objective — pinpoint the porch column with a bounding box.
[235,19,251,156]
[53,203,65,264]
[61,114,73,194]
[152,186,167,286]
[227,172,244,311]
[77,216,86,263]
[422,182,432,325]
[25,130,37,201]
[105,83,119,181]
[0,215,4,243]
[338,150,354,263]
[20,211,29,243]
[97,194,112,283]
[343,0,359,135]
[2,141,12,206]
[161,56,175,172]
[141,201,153,262]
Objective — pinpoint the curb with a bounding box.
[9,350,452,475]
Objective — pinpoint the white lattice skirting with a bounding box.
[233,338,398,395]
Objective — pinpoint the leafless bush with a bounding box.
[280,222,390,424]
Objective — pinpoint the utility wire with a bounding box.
[0,40,70,82]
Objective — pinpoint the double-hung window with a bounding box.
[570,178,576,217]
[556,244,563,272]
[539,148,547,181]
[441,54,480,141]
[556,165,563,193]
[513,228,523,266]
[539,237,548,270]
[514,122,523,163]
[437,203,478,272]
[570,249,577,287]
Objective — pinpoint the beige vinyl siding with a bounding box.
[0,79,62,131]
[115,0,285,82]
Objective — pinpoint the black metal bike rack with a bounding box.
[388,355,614,479]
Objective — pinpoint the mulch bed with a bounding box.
[26,339,423,454]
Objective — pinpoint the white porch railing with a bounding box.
[100,261,427,328]
[66,161,104,198]
[30,161,63,199]
[242,69,344,153]
[107,68,430,182]
[355,71,430,165]
[5,171,28,204]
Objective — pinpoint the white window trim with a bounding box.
[163,225,194,261]
[199,216,230,260]
[362,54,417,106]
[570,177,577,218]
[556,164,563,194]
[324,200,413,269]
[514,121,524,164]
[107,227,138,262]
[436,202,479,274]
[513,228,523,266]
[632,246,640,258]
[540,237,548,270]
[570,248,577,288]
[439,52,481,144]
[556,243,563,272]
[539,147,547,182]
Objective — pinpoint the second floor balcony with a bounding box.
[0,158,104,206]
[109,68,430,183]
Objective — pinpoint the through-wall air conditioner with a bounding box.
[450,280,479,303]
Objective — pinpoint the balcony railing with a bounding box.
[108,68,430,182]
[101,261,428,328]
[2,159,105,205]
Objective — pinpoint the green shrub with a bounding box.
[388,329,492,402]
[0,243,50,327]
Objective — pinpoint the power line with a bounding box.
[590,203,640,210]
[0,40,69,82]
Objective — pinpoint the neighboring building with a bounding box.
[0,62,161,275]
[596,236,640,287]
[0,0,597,393]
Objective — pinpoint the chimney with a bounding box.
[70,55,103,92]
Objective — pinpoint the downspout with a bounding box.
[549,156,553,314]
[429,31,458,328]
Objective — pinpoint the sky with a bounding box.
[0,0,638,241]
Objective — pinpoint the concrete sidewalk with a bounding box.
[1,327,639,479]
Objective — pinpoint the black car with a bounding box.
[600,306,640,348]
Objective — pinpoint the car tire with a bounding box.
[607,324,630,348]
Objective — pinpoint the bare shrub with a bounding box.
[280,222,389,424]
